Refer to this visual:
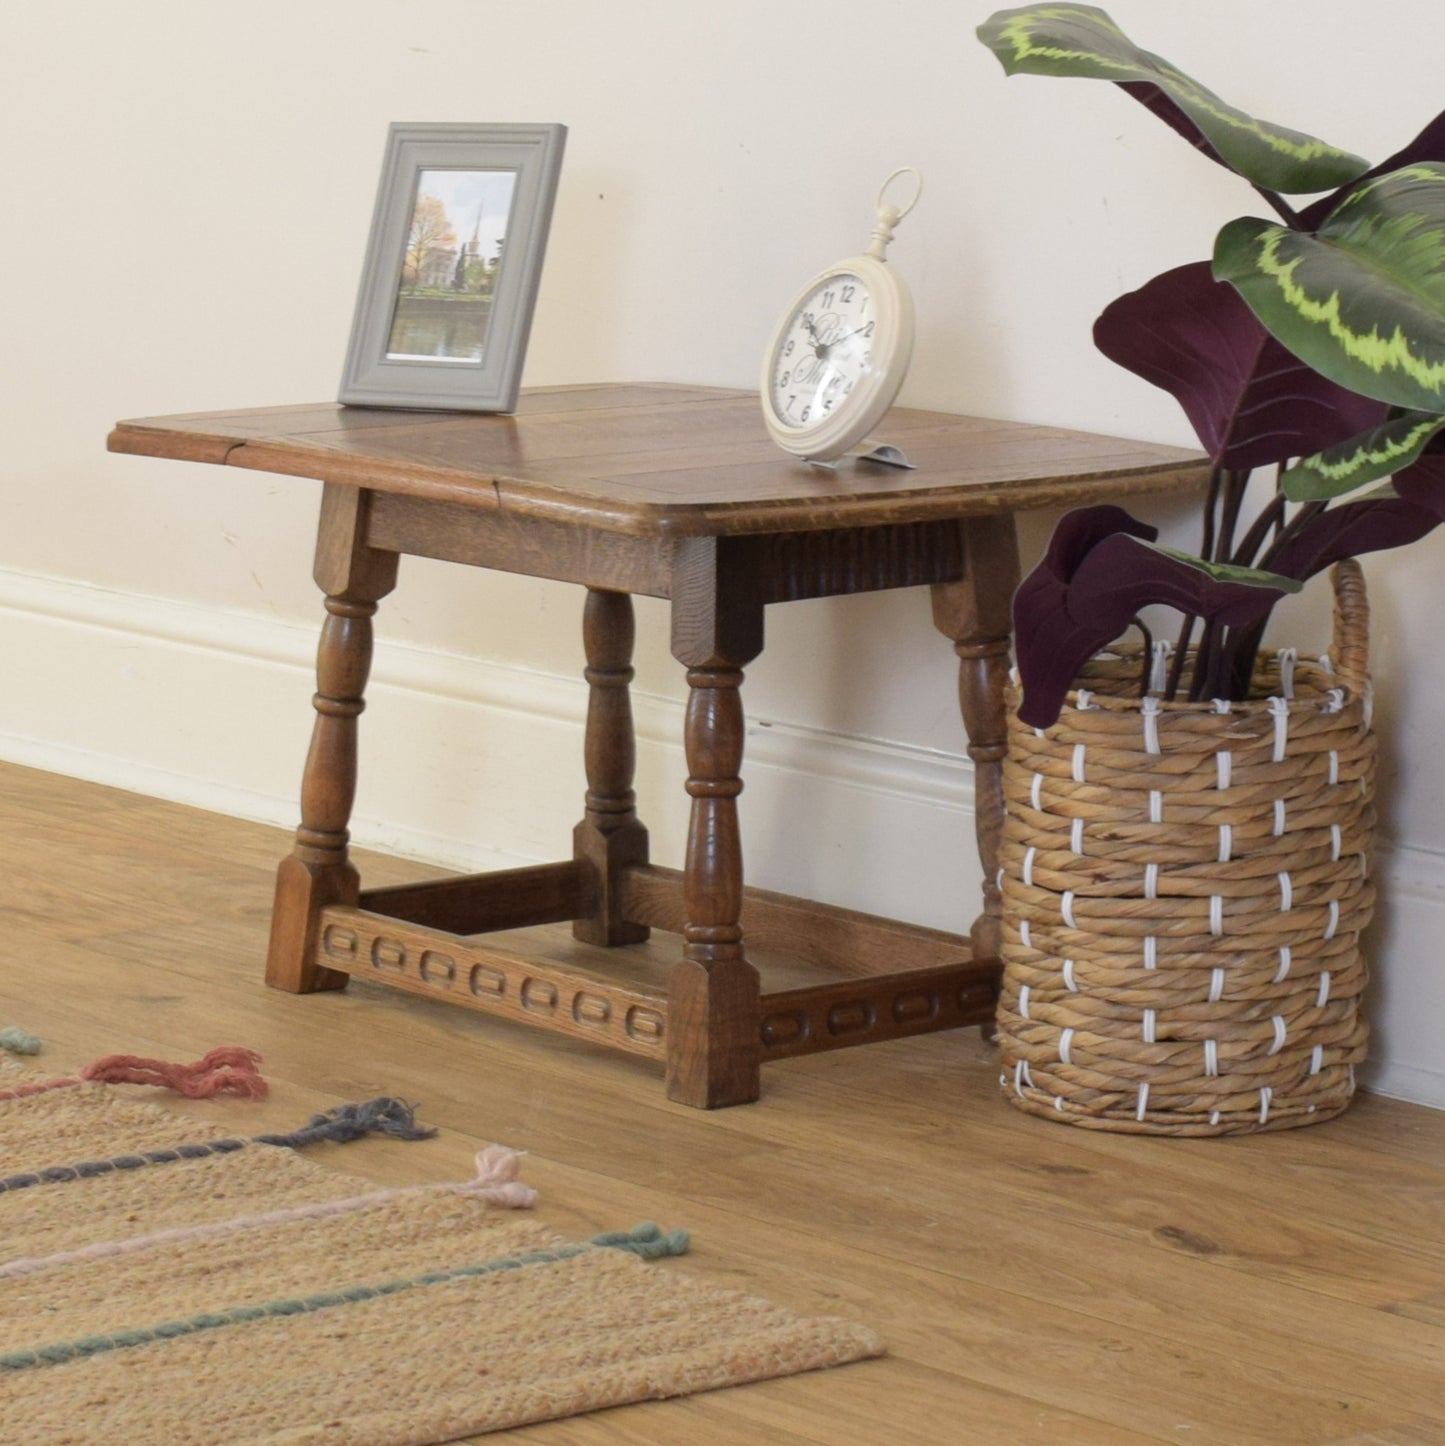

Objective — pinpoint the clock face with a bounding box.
[767,271,877,431]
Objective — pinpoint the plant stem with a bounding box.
[1255,186,1303,229]
[1215,469,1250,563]
[1132,615,1154,696]
[1231,492,1287,568]
[1258,499,1328,571]
[1200,466,1223,562]
[1188,617,1219,702]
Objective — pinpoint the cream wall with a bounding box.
[4,1,1445,1105]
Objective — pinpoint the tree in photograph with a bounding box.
[401,194,456,288]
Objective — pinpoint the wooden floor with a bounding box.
[5,758,1445,1444]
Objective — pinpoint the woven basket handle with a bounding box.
[1329,559,1370,700]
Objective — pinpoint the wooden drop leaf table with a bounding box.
[109,384,1205,1107]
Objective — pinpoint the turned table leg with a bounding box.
[573,589,650,946]
[667,542,764,1108]
[931,514,1021,965]
[267,485,398,993]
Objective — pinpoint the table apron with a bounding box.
[366,493,677,597]
[366,493,972,604]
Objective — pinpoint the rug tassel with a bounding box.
[254,1097,437,1148]
[591,1223,690,1258]
[459,1146,538,1209]
[79,1047,267,1099]
[0,1028,42,1056]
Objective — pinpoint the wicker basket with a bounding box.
[997,561,1375,1135]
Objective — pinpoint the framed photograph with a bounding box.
[339,122,567,412]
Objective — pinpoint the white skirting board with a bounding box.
[2,564,1442,1110]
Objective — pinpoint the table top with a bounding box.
[109,383,1207,538]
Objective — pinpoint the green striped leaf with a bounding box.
[1143,542,1303,593]
[1214,164,1445,413]
[976,5,1368,193]
[1282,411,1445,500]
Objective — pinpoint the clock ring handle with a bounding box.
[876,166,923,221]
[866,167,922,260]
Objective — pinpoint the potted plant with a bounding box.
[975,4,1445,1133]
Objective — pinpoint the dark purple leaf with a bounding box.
[1094,262,1388,469]
[1014,518,1287,728]
[1039,502,1158,578]
[1394,453,1445,519]
[1266,495,1440,581]
[1299,106,1445,230]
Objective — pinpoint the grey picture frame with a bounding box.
[339,122,566,413]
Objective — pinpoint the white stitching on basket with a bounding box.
[1204,1039,1219,1076]
[1144,863,1159,900]
[1150,641,1172,694]
[1031,772,1043,811]
[1062,958,1077,991]
[1274,799,1287,837]
[1325,900,1340,941]
[1277,647,1297,699]
[1071,818,1085,856]
[1018,984,1031,1020]
[1136,1083,1150,1121]
[1269,1016,1287,1055]
[1020,919,1032,949]
[1274,947,1292,983]
[1023,847,1036,887]
[1218,824,1232,863]
[1142,696,1161,755]
[1142,1009,1156,1044]
[1310,1045,1324,1075]
[1317,971,1332,1008]
[1217,750,1233,790]
[1143,935,1157,970]
[1331,824,1342,861]
[1328,750,1339,786]
[1209,967,1226,1003]
[1209,895,1224,936]
[1259,1087,1273,1124]
[1072,743,1087,782]
[1149,790,1163,823]
[1268,697,1290,762]
[1058,1028,1074,1065]
[1075,688,1095,711]
[1062,891,1077,928]
[1279,872,1293,911]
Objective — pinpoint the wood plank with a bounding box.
[6,761,1445,1445]
[358,860,591,934]
[314,905,669,1058]
[108,386,1208,538]
[621,863,978,978]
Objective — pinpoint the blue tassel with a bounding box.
[254,1097,437,1148]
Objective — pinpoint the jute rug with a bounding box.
[0,1051,883,1443]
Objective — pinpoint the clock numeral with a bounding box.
[841,285,856,303]
[801,405,811,422]
[784,340,795,356]
[779,370,790,387]
[821,290,834,308]
[863,321,875,337]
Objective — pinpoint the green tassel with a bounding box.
[0,1028,42,1056]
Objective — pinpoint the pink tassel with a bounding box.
[79,1046,268,1099]
[461,1145,537,1209]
